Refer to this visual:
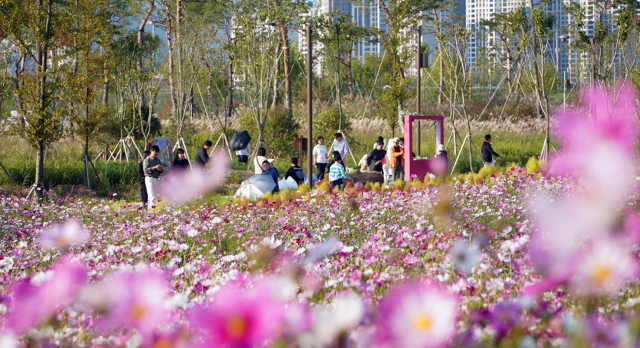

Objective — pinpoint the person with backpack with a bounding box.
[284,157,306,185]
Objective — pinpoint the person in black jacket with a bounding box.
[139,150,151,207]
[284,157,306,185]
[195,140,212,169]
[172,148,190,172]
[481,134,503,166]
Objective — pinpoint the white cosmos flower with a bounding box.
[450,240,482,275]
[310,293,364,347]
[571,239,637,295]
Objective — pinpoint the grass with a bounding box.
[0,126,551,192]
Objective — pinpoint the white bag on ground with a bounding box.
[278,177,299,190]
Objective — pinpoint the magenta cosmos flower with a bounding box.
[189,281,286,348]
[91,269,170,342]
[374,282,458,348]
[5,258,87,334]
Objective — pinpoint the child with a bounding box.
[328,152,348,190]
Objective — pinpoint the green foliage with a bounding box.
[238,107,300,159]
[0,160,138,189]
[477,165,501,179]
[526,156,540,173]
[315,107,352,141]
[101,103,161,141]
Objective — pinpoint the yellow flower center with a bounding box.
[592,265,611,285]
[56,236,69,247]
[130,303,147,320]
[153,339,171,348]
[413,314,432,331]
[225,316,247,338]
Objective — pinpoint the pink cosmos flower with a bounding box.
[374,282,458,348]
[529,83,640,291]
[550,83,638,208]
[189,280,285,348]
[39,220,90,250]
[161,150,230,204]
[570,238,637,295]
[91,269,169,342]
[5,258,87,334]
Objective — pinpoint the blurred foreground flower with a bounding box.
[528,83,640,296]
[306,293,364,348]
[39,220,90,250]
[161,150,230,204]
[374,282,458,348]
[89,269,169,342]
[5,258,86,334]
[189,279,285,348]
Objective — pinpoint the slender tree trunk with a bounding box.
[137,2,155,105]
[166,10,178,120]
[434,10,444,105]
[506,50,513,92]
[227,55,234,125]
[347,51,354,100]
[272,40,282,108]
[175,0,184,137]
[34,0,53,198]
[15,55,25,111]
[281,27,293,114]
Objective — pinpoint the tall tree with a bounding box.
[0,0,73,198]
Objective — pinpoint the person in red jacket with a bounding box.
[389,138,405,182]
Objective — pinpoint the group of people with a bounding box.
[139,140,215,208]
[138,132,503,206]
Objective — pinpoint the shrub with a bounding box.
[237,107,300,160]
[526,157,540,173]
[477,165,501,179]
[315,107,352,141]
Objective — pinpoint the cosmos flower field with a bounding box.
[2,85,640,348]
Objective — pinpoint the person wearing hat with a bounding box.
[389,138,405,181]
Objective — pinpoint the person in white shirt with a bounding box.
[236,143,250,163]
[331,132,349,167]
[254,147,269,174]
[313,137,328,181]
